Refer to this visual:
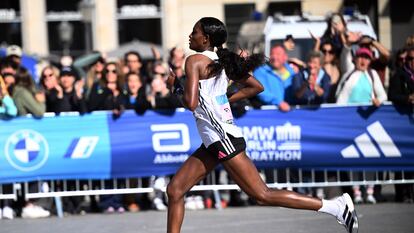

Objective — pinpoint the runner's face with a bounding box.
[189,22,207,52]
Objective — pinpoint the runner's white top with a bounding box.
[193,51,243,151]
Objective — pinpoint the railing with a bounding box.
[1,103,413,215]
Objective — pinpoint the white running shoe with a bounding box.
[337,193,359,233]
[22,204,50,219]
[2,206,14,220]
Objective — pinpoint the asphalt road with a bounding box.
[1,203,413,233]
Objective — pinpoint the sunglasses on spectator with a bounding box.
[321,49,334,55]
[43,73,54,78]
[154,72,168,76]
[106,69,117,74]
[406,56,414,62]
[2,72,14,77]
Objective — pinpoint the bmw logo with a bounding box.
[5,130,49,172]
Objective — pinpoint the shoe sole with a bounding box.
[343,193,359,233]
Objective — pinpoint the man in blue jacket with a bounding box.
[253,45,296,111]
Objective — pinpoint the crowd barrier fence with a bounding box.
[1,103,413,215]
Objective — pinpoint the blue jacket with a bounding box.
[253,63,295,105]
[292,68,331,105]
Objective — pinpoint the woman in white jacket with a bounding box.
[336,47,387,106]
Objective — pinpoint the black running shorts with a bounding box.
[200,133,246,161]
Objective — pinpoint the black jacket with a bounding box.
[388,67,414,106]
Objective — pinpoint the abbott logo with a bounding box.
[151,124,190,153]
[341,121,401,158]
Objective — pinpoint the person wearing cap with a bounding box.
[58,66,87,114]
[336,37,387,205]
[6,45,23,66]
[358,35,391,86]
[336,39,387,107]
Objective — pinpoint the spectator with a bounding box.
[388,45,414,203]
[406,34,414,48]
[358,35,391,86]
[58,67,87,114]
[122,72,152,212]
[168,47,186,79]
[389,48,413,105]
[39,65,63,114]
[6,45,23,67]
[124,72,150,114]
[0,59,18,76]
[336,46,387,204]
[310,30,341,103]
[11,68,46,117]
[1,72,16,96]
[0,74,17,118]
[336,47,387,107]
[88,61,127,116]
[252,45,295,111]
[147,65,181,110]
[283,34,305,73]
[320,13,347,56]
[124,51,146,84]
[393,48,407,72]
[85,55,105,99]
[292,51,331,105]
[88,61,126,212]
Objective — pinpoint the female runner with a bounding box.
[166,17,358,233]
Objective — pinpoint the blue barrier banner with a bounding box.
[0,113,112,183]
[0,104,413,183]
[108,110,201,178]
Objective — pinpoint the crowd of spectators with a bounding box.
[1,12,413,220]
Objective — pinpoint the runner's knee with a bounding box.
[253,188,272,205]
[166,181,185,201]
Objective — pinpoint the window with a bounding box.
[117,0,162,45]
[0,1,21,46]
[224,3,255,51]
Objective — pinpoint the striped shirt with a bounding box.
[193,51,243,154]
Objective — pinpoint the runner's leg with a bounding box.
[166,147,219,233]
[222,151,321,210]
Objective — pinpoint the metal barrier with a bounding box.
[2,169,414,200]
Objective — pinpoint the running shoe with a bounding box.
[337,193,359,233]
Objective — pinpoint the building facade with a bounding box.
[0,0,411,58]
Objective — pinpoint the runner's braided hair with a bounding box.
[198,17,264,81]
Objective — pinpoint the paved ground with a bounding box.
[1,203,413,233]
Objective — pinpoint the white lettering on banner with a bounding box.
[249,151,302,161]
[242,122,302,162]
[151,124,190,153]
[341,121,402,158]
[153,154,189,164]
